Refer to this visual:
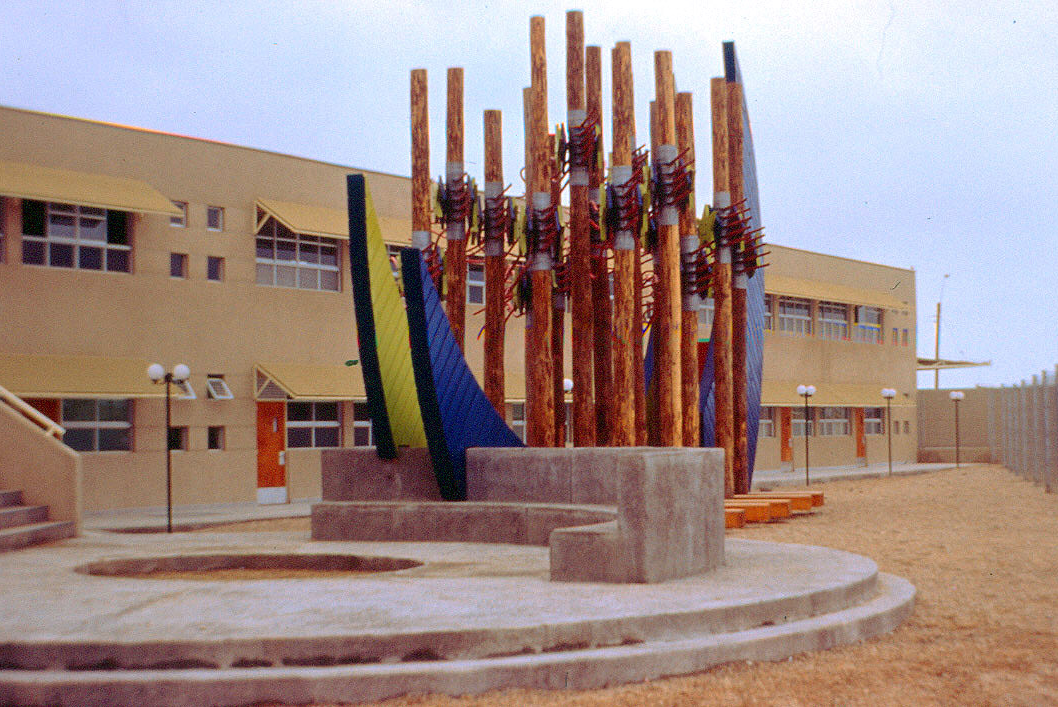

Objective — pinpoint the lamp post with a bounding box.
[796,384,815,485]
[881,388,897,476]
[148,362,190,533]
[949,390,964,468]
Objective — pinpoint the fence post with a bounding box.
[1003,385,1011,469]
[1016,381,1024,478]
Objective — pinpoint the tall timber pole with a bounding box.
[410,69,431,252]
[550,133,566,447]
[711,76,735,496]
[483,109,506,417]
[728,80,749,494]
[445,68,467,350]
[610,41,636,447]
[676,91,700,446]
[527,16,555,447]
[567,10,595,446]
[652,51,682,447]
[587,44,612,446]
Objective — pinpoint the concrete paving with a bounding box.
[753,461,957,489]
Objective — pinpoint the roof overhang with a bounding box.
[256,198,347,240]
[254,362,364,401]
[0,160,182,216]
[765,274,909,311]
[762,380,915,407]
[916,357,991,371]
[0,354,171,399]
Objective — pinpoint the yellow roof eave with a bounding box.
[0,160,182,217]
[0,354,167,399]
[765,274,909,311]
[256,198,348,240]
[254,362,365,401]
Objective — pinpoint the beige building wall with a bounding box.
[917,387,993,463]
[0,106,919,509]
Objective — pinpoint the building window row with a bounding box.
[767,294,903,345]
[255,218,340,292]
[21,201,130,273]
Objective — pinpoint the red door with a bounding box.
[854,408,866,459]
[256,402,286,502]
[780,407,792,463]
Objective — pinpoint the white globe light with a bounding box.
[563,378,574,392]
[147,363,165,382]
[805,385,816,396]
[949,390,964,401]
[881,388,896,399]
[796,384,807,396]
[172,364,191,383]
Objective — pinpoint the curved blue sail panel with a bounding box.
[401,247,523,501]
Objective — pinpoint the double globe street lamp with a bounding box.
[949,390,965,468]
[147,363,190,533]
[881,388,897,476]
[796,384,815,486]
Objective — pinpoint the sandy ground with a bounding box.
[229,464,1058,706]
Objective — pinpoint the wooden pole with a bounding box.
[567,10,595,446]
[445,68,467,350]
[727,81,749,494]
[652,51,682,447]
[676,91,700,447]
[410,69,431,251]
[710,76,735,496]
[551,133,566,447]
[610,41,636,447]
[587,45,612,446]
[527,16,555,447]
[483,109,506,418]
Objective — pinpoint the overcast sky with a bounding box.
[4,1,1056,390]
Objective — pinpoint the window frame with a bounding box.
[170,201,188,228]
[864,407,884,435]
[467,261,485,305]
[817,407,850,436]
[791,407,813,437]
[170,252,188,278]
[205,376,234,400]
[758,406,775,438]
[854,305,883,344]
[817,301,849,341]
[206,255,224,281]
[206,206,224,232]
[777,296,812,336]
[698,297,715,335]
[286,401,342,448]
[507,401,526,442]
[255,217,341,292]
[352,400,374,446]
[61,398,133,452]
[21,200,131,273]
[207,425,225,450]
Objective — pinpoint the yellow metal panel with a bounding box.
[766,274,908,311]
[762,379,915,408]
[254,362,365,400]
[362,181,427,447]
[0,354,164,398]
[255,198,347,239]
[0,160,182,216]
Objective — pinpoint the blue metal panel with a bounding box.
[401,248,523,500]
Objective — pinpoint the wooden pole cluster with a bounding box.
[727,81,750,494]
[445,68,467,350]
[483,110,506,417]
[410,70,431,251]
[676,92,700,446]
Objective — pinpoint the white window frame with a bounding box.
[467,261,485,305]
[22,201,131,273]
[698,297,715,335]
[352,400,374,446]
[256,218,341,292]
[817,302,848,341]
[205,376,234,400]
[865,407,884,435]
[62,399,133,452]
[170,201,188,228]
[206,205,224,231]
[792,407,813,437]
[174,380,196,400]
[758,406,775,438]
[817,407,850,436]
[763,294,774,330]
[854,306,883,343]
[286,401,342,448]
[778,297,812,336]
[507,401,526,442]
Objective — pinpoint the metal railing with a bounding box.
[0,381,65,439]
[989,367,1056,493]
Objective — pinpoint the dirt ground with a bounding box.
[235,464,1057,706]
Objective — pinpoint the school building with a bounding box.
[0,105,919,513]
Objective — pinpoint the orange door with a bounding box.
[780,407,792,463]
[854,408,866,459]
[256,401,286,489]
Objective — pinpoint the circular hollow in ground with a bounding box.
[75,553,423,580]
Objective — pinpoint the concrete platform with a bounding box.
[0,528,914,706]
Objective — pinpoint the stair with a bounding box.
[0,490,74,552]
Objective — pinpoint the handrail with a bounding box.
[0,382,65,439]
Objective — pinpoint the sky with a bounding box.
[3,0,1056,390]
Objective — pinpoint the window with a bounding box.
[893,419,900,435]
[168,426,188,451]
[170,252,188,278]
[170,201,187,227]
[865,407,884,435]
[174,379,196,400]
[207,256,224,281]
[854,306,883,343]
[763,294,773,330]
[207,426,225,450]
[758,407,775,438]
[903,420,910,435]
[468,262,485,304]
[778,297,811,336]
[817,302,848,340]
[507,402,526,442]
[205,375,233,400]
[352,401,373,446]
[22,200,130,272]
[792,407,812,437]
[817,407,850,436]
[206,206,224,231]
[892,328,899,345]
[902,328,909,346]
[287,401,341,448]
[698,297,715,335]
[62,399,131,452]
[256,218,340,291]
